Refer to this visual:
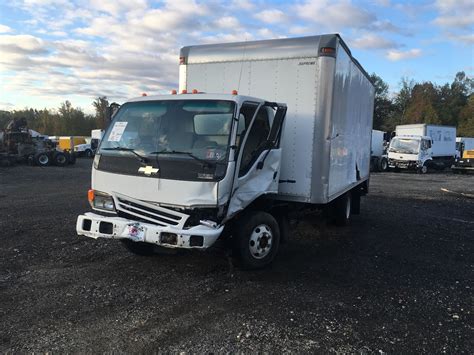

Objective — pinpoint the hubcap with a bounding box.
[57,155,66,164]
[39,155,48,165]
[421,165,427,174]
[249,224,273,259]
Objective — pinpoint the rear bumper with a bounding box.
[76,212,224,249]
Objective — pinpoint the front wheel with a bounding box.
[85,149,93,158]
[233,211,280,270]
[35,152,50,166]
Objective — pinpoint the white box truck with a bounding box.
[371,129,388,172]
[388,124,456,173]
[76,34,374,269]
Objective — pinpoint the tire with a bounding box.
[332,192,351,226]
[121,239,156,256]
[379,158,388,172]
[233,211,280,270]
[351,189,361,215]
[419,163,428,174]
[34,152,50,166]
[53,151,68,167]
[85,149,93,158]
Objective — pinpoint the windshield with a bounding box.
[99,100,235,162]
[389,138,420,154]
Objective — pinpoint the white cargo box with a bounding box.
[396,124,456,158]
[371,130,385,158]
[180,34,374,204]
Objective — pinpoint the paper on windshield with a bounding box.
[108,122,128,142]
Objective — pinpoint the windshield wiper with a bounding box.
[149,149,211,165]
[102,147,149,163]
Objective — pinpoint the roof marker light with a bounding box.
[181,89,187,94]
[232,90,238,95]
[179,56,186,65]
[142,93,147,96]
[192,89,198,94]
[171,89,177,95]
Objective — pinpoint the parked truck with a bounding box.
[456,137,474,159]
[76,34,374,269]
[388,124,456,173]
[371,129,388,172]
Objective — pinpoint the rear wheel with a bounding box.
[233,211,280,270]
[419,163,428,174]
[53,151,68,166]
[332,192,351,226]
[379,158,388,172]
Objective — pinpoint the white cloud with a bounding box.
[386,48,422,61]
[0,34,46,54]
[215,16,240,29]
[230,0,255,11]
[447,33,474,44]
[433,0,474,29]
[296,0,376,30]
[0,24,13,33]
[255,9,288,24]
[352,34,399,49]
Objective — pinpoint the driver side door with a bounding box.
[227,102,287,217]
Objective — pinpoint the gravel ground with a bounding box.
[0,159,472,353]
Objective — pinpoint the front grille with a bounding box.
[114,193,188,228]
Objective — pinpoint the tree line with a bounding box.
[0,72,472,137]
[0,97,110,136]
[371,71,473,136]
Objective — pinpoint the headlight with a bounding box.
[88,189,115,212]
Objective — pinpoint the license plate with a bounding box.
[126,223,146,242]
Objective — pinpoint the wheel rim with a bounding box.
[57,155,66,164]
[381,160,387,171]
[86,150,92,157]
[38,155,48,165]
[421,165,427,174]
[249,224,273,259]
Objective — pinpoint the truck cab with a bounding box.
[76,93,287,268]
[388,135,433,173]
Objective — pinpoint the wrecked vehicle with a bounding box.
[0,118,75,167]
[76,34,374,269]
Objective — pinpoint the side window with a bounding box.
[235,102,259,153]
[239,106,271,177]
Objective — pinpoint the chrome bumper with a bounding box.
[76,212,224,249]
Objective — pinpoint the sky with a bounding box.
[0,0,473,114]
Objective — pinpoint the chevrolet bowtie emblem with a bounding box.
[138,166,159,176]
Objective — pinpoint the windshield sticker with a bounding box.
[206,149,216,159]
[108,122,128,142]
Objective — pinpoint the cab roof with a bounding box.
[126,93,268,106]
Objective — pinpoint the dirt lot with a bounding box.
[0,159,472,353]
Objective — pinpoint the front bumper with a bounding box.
[388,159,419,170]
[76,212,224,249]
